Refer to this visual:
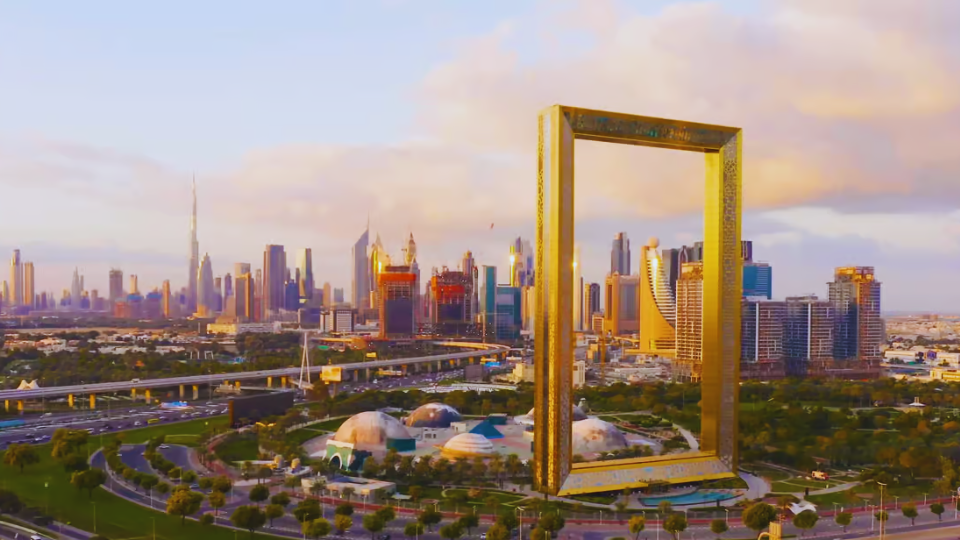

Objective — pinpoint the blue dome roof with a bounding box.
[406,403,462,428]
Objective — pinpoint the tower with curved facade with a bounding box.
[639,237,677,354]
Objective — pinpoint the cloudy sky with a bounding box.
[1,0,958,312]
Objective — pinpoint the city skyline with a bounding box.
[1,1,958,311]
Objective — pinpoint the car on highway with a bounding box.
[159,444,170,449]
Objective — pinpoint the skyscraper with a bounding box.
[108,269,124,305]
[742,262,773,299]
[604,273,639,336]
[322,282,332,308]
[1,281,8,310]
[572,246,582,331]
[610,233,631,276]
[585,282,601,321]
[509,237,535,287]
[70,268,82,311]
[406,234,421,327]
[638,237,676,353]
[829,266,883,363]
[784,295,834,376]
[187,178,199,312]
[235,273,254,321]
[262,245,287,318]
[675,262,703,382]
[235,263,251,279]
[462,250,477,322]
[162,280,171,318]
[368,235,389,310]
[352,225,370,309]
[740,298,787,380]
[23,262,34,310]
[481,265,497,341]
[196,253,215,317]
[9,250,22,307]
[223,273,233,300]
[129,275,139,295]
[297,248,314,300]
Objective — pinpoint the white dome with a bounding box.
[526,406,589,422]
[572,418,629,454]
[333,411,412,451]
[442,433,495,456]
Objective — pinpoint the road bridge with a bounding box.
[0,341,509,412]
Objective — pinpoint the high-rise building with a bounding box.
[9,250,22,307]
[829,266,883,363]
[480,265,497,341]
[430,268,473,336]
[784,295,834,376]
[406,234,421,328]
[462,251,477,322]
[603,273,638,336]
[378,265,417,338]
[297,248,314,300]
[214,277,223,313]
[661,248,682,298]
[585,282,601,322]
[742,262,773,299]
[322,282,332,308]
[109,269,124,304]
[675,262,703,382]
[70,268,82,311]
[235,273,254,321]
[235,263,251,279]
[352,225,370,309]
[1,280,8,310]
[493,285,522,342]
[573,246,583,332]
[610,232,631,276]
[162,280,171,318]
[23,262,34,310]
[129,275,139,295]
[368,235,389,310]
[90,289,101,311]
[638,237,676,353]
[196,253,215,317]
[509,237,534,287]
[223,273,233,300]
[262,245,287,318]
[740,298,787,380]
[333,288,344,303]
[188,179,199,312]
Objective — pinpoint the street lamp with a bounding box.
[92,502,97,534]
[516,507,525,540]
[877,482,887,540]
[724,508,729,526]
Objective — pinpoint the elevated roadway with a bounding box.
[0,341,508,405]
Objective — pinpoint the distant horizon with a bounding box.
[1,0,958,311]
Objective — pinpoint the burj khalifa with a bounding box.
[188,179,199,311]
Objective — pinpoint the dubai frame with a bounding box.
[533,105,741,496]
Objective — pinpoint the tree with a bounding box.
[294,499,322,523]
[875,510,889,534]
[530,528,547,540]
[657,501,673,516]
[140,474,159,498]
[249,484,270,506]
[342,486,356,501]
[258,466,273,484]
[931,503,946,522]
[663,513,687,540]
[304,518,332,539]
[0,489,23,515]
[409,485,423,502]
[496,513,519,531]
[71,468,107,498]
[363,513,385,540]
[61,453,89,473]
[835,512,852,532]
[212,475,233,493]
[232,505,267,537]
[363,456,381,478]
[334,514,353,535]
[265,504,285,526]
[487,523,510,540]
[486,495,501,517]
[155,482,171,496]
[166,489,204,525]
[538,513,565,537]
[629,515,647,540]
[3,444,40,473]
[169,467,182,482]
[209,490,226,516]
[742,503,777,533]
[336,502,355,516]
[182,470,198,484]
[459,513,480,536]
[198,477,214,491]
[199,513,215,526]
[376,505,396,524]
[440,522,464,540]
[419,507,443,531]
[792,510,819,536]
[51,429,88,460]
[405,521,426,540]
[271,491,292,507]
[902,503,918,526]
[710,519,728,539]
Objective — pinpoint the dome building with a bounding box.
[441,433,496,457]
[515,405,588,426]
[571,418,629,454]
[332,411,414,451]
[405,403,462,428]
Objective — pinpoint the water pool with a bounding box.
[640,491,737,506]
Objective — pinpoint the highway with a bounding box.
[0,342,507,401]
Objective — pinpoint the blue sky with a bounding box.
[1,0,958,312]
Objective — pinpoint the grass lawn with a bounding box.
[164,434,200,447]
[0,418,280,540]
[305,417,349,432]
[286,427,328,446]
[214,432,259,463]
[120,416,229,444]
[771,478,840,492]
[742,465,792,482]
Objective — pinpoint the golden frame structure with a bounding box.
[534,105,742,496]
